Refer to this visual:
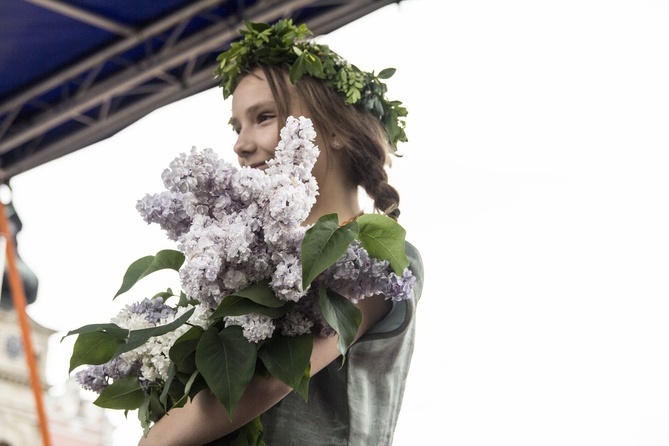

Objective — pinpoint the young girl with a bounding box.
[138,20,423,446]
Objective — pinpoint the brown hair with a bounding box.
[254,65,401,220]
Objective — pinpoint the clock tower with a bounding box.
[0,197,113,445]
[0,309,54,445]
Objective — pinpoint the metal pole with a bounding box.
[0,201,52,446]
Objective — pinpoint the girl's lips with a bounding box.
[250,160,269,169]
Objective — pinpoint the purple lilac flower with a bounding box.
[136,191,191,241]
[133,116,413,346]
[75,356,142,394]
[323,240,415,303]
[130,297,177,324]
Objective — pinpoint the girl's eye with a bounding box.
[258,113,275,123]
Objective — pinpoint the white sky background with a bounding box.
[7,0,669,444]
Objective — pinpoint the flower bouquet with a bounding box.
[65,116,415,445]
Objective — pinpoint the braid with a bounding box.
[346,131,401,220]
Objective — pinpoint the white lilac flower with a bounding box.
[76,298,208,393]
[270,250,305,302]
[224,314,275,343]
[232,167,272,205]
[136,191,191,241]
[108,300,198,384]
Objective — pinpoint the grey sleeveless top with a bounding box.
[260,242,424,445]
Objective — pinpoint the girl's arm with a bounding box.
[137,294,391,446]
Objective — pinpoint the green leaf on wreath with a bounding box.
[378,67,396,79]
[195,325,257,418]
[290,52,309,83]
[357,214,409,274]
[114,249,185,299]
[94,376,146,410]
[258,333,313,395]
[318,284,362,360]
[302,213,359,288]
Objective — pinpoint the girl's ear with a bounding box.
[331,134,349,150]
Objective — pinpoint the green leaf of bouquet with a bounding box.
[152,288,180,301]
[138,396,153,436]
[258,333,313,392]
[210,280,291,320]
[160,360,196,410]
[229,280,285,307]
[195,325,257,419]
[302,213,359,288]
[169,326,203,374]
[230,417,267,446]
[175,370,200,408]
[211,297,292,320]
[247,416,268,446]
[117,307,194,355]
[318,284,362,360]
[211,416,266,446]
[160,363,178,408]
[64,322,128,339]
[357,214,409,274]
[294,364,311,402]
[114,249,185,299]
[68,327,128,372]
[147,386,168,422]
[94,376,146,410]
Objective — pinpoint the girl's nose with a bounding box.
[233,129,256,158]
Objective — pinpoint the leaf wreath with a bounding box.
[214,19,408,154]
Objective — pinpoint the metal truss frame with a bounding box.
[0,0,398,180]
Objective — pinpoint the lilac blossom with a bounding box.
[74,115,416,414]
[319,241,416,303]
[224,314,275,343]
[132,116,412,346]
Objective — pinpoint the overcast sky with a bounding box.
[8,0,669,445]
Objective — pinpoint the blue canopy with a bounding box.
[0,0,398,180]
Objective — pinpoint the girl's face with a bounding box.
[230,68,332,188]
[231,68,361,224]
[230,69,282,171]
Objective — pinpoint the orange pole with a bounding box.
[0,201,52,446]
